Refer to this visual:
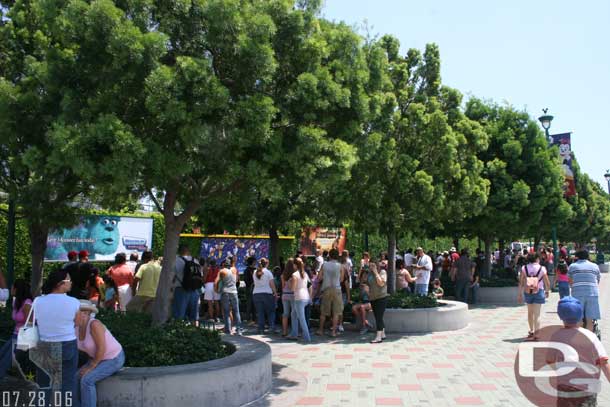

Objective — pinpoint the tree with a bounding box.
[558,160,610,247]
[342,37,489,292]
[0,0,149,292]
[463,98,566,275]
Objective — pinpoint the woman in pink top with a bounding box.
[0,279,32,377]
[75,300,124,407]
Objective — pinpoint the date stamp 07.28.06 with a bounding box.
[1,391,73,407]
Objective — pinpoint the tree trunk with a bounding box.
[534,234,541,251]
[484,237,492,278]
[269,227,280,269]
[151,191,200,325]
[498,239,505,269]
[387,229,396,294]
[29,220,49,296]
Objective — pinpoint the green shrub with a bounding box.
[386,291,441,309]
[96,311,234,367]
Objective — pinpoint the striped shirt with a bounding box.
[568,260,600,297]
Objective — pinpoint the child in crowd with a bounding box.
[432,279,444,299]
[555,260,570,299]
[103,275,118,311]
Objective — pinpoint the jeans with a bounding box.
[172,287,200,321]
[253,293,276,332]
[290,299,311,341]
[245,286,256,321]
[415,284,428,296]
[35,340,79,407]
[370,297,387,332]
[469,283,480,304]
[221,292,242,334]
[0,334,16,378]
[78,350,125,407]
[558,281,570,298]
[455,279,470,303]
[305,304,311,329]
[282,298,293,317]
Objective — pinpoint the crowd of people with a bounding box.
[0,239,606,404]
[0,267,124,407]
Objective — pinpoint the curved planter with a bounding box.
[600,264,609,273]
[364,300,469,333]
[477,286,520,305]
[97,335,271,407]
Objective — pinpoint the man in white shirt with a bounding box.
[413,247,433,295]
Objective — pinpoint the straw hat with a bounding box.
[79,299,99,314]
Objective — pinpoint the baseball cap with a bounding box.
[557,296,583,324]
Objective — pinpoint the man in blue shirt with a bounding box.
[568,249,601,332]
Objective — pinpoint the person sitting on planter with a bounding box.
[353,267,374,335]
[76,300,125,407]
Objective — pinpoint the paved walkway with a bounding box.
[245,275,610,407]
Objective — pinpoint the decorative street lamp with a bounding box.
[538,108,554,144]
[605,170,610,194]
[538,109,558,271]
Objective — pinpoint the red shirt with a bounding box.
[108,264,134,287]
[451,253,460,263]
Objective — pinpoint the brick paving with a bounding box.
[245,275,610,407]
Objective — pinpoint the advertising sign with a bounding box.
[298,227,347,256]
[199,237,269,272]
[45,215,154,261]
[551,133,576,197]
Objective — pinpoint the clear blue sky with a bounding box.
[323,0,610,190]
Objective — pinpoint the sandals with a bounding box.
[370,338,383,344]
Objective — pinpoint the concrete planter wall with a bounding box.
[364,300,469,333]
[477,286,520,305]
[97,335,271,407]
[600,264,609,273]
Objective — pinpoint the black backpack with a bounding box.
[178,256,204,291]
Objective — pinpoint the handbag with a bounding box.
[16,298,39,351]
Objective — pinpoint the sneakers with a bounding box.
[338,324,345,333]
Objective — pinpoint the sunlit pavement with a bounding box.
[245,274,610,407]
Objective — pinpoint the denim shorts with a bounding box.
[523,289,545,304]
[573,295,601,320]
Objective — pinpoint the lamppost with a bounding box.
[604,170,610,194]
[538,109,558,271]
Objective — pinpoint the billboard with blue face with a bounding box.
[45,215,154,261]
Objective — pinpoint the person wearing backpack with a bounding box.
[517,253,551,340]
[173,244,203,322]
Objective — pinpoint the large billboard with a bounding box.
[551,132,576,197]
[45,215,154,262]
[199,237,269,273]
[298,227,347,256]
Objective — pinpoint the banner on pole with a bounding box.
[551,132,576,197]
[45,216,154,261]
